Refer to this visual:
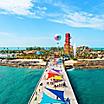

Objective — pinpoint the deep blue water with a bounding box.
[67,69,104,104]
[1,66,104,104]
[0,66,44,104]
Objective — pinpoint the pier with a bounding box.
[28,58,78,104]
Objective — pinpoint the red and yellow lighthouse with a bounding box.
[64,33,71,55]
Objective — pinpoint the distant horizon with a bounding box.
[0,46,104,48]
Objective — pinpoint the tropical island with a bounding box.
[0,33,104,69]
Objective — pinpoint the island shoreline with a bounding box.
[0,59,47,69]
[0,58,104,69]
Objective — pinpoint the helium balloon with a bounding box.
[54,34,61,41]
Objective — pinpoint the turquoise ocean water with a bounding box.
[1,66,104,104]
[0,66,44,104]
[67,69,104,104]
[92,48,104,51]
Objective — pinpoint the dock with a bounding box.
[28,58,78,104]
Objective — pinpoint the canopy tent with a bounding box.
[40,93,65,104]
[53,75,63,80]
[46,87,65,102]
[52,68,62,74]
[47,71,58,79]
[49,70,60,75]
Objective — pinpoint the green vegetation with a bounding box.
[0,46,104,60]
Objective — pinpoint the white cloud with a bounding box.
[0,0,104,30]
[42,1,104,30]
[0,32,12,36]
[49,10,104,30]
[0,0,34,15]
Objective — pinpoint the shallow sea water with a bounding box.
[0,66,44,104]
[1,66,104,104]
[67,69,104,104]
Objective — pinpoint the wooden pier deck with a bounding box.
[28,58,78,104]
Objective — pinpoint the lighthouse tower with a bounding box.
[64,33,71,55]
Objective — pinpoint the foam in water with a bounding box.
[67,68,75,71]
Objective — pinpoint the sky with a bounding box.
[0,0,104,47]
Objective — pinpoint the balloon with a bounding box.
[54,34,61,41]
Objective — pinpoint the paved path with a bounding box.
[28,58,78,104]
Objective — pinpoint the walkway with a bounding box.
[28,58,78,104]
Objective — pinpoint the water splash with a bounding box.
[73,43,76,58]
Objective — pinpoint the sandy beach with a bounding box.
[0,59,46,69]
